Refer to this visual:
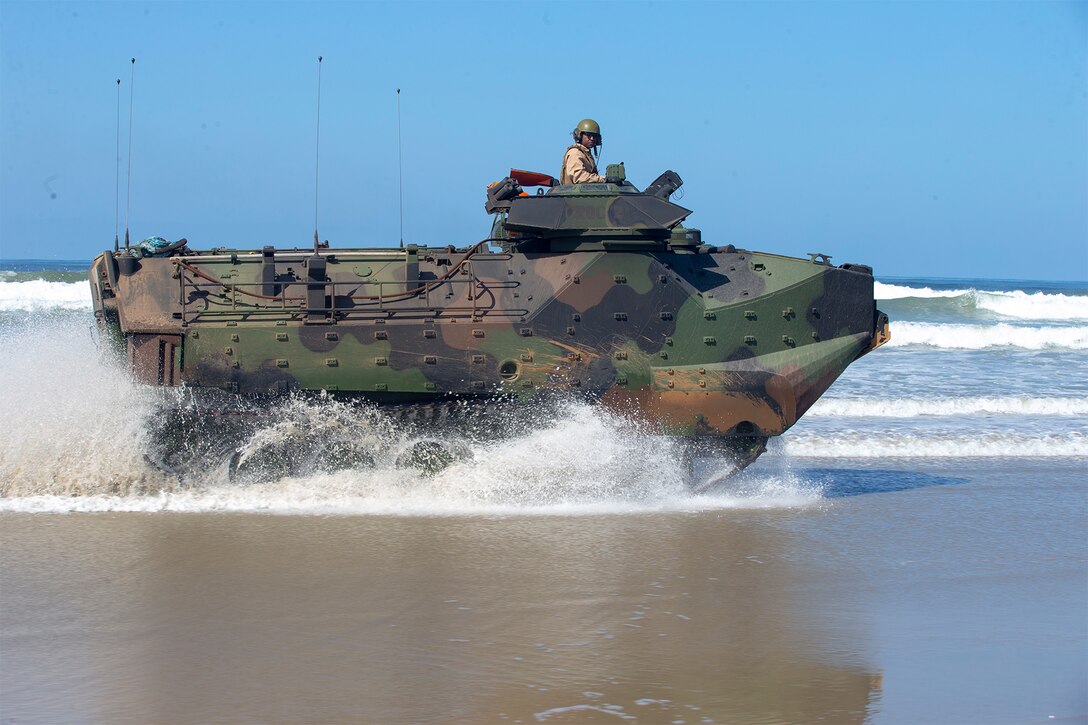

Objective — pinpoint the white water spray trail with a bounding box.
[0,313,170,496]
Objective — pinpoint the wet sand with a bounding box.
[2,459,1085,724]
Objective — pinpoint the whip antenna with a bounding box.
[114,78,120,252]
[397,88,403,249]
[124,58,135,249]
[313,55,323,254]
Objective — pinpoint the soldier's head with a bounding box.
[572,118,602,149]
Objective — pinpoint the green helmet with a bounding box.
[572,118,602,143]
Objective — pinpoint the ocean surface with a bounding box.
[1,260,1085,724]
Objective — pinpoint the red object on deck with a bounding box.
[510,169,559,188]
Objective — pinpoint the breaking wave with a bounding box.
[887,322,1088,350]
[0,279,91,312]
[808,396,1088,418]
[774,431,1088,458]
[875,282,965,300]
[875,281,1088,321]
[975,289,1088,320]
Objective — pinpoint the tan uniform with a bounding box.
[561,144,606,185]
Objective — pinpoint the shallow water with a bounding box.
[2,459,1084,725]
[1,267,1086,723]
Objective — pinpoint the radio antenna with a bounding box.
[124,58,135,249]
[397,88,403,249]
[114,78,121,252]
[313,55,323,254]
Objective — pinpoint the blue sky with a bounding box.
[1,0,1085,280]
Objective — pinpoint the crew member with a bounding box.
[561,119,607,185]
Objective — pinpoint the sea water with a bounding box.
[1,262,1085,724]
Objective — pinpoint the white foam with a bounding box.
[0,361,824,515]
[875,281,968,300]
[809,396,1088,418]
[0,472,825,516]
[774,431,1088,458]
[0,314,172,497]
[0,299,824,515]
[0,280,91,311]
[888,322,1088,350]
[7,412,1083,515]
[976,289,1088,320]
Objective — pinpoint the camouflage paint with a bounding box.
[89,176,889,450]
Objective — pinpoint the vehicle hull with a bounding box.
[90,243,888,450]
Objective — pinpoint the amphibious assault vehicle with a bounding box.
[89,166,889,480]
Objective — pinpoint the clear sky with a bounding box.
[1,0,1085,281]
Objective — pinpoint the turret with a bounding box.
[486,166,696,251]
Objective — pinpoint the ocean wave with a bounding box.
[974,289,1088,320]
[875,282,1088,321]
[0,279,91,311]
[809,396,1088,418]
[875,282,967,300]
[774,431,1088,458]
[887,322,1088,350]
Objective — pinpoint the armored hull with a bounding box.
[89,169,889,476]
